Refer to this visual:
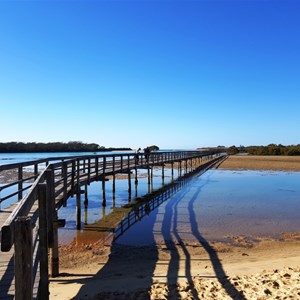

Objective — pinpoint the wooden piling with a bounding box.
[102,157,106,206]
[128,155,131,198]
[147,167,151,185]
[51,210,59,277]
[76,192,81,230]
[84,205,88,224]
[171,162,174,181]
[135,168,138,185]
[112,156,116,195]
[84,184,88,206]
[102,179,106,206]
[128,171,131,199]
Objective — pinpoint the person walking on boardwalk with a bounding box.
[135,148,141,164]
[144,147,150,163]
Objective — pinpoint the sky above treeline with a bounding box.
[0,0,299,150]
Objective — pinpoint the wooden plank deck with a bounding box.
[0,202,40,299]
[0,203,18,299]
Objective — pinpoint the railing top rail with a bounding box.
[1,168,48,251]
[0,149,222,171]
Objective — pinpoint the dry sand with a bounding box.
[49,155,300,299]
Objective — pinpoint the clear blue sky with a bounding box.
[0,0,299,150]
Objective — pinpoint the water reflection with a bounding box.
[58,167,178,244]
[117,169,300,245]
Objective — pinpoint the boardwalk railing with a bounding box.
[0,150,225,299]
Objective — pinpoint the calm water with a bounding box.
[58,169,300,246]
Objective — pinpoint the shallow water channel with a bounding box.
[58,169,300,246]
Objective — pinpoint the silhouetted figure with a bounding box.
[135,148,141,164]
[144,147,150,163]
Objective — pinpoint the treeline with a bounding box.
[227,144,300,156]
[0,142,131,153]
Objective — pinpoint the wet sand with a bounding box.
[48,155,300,299]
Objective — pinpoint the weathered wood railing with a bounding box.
[0,150,225,299]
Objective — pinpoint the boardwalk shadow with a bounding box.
[187,174,246,300]
[72,212,159,299]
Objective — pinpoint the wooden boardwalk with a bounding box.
[0,150,226,299]
[0,203,17,299]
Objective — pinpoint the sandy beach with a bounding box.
[49,155,300,299]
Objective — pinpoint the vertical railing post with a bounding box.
[45,168,54,248]
[71,160,75,195]
[34,163,38,179]
[14,216,33,300]
[76,158,80,191]
[45,166,59,277]
[112,156,116,190]
[112,156,116,206]
[127,155,131,199]
[76,191,81,230]
[102,157,106,206]
[38,183,49,299]
[87,158,91,184]
[18,166,23,200]
[62,162,68,206]
[95,157,99,179]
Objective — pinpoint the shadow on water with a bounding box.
[188,173,246,300]
[159,172,246,299]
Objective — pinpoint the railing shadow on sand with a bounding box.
[160,171,246,300]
